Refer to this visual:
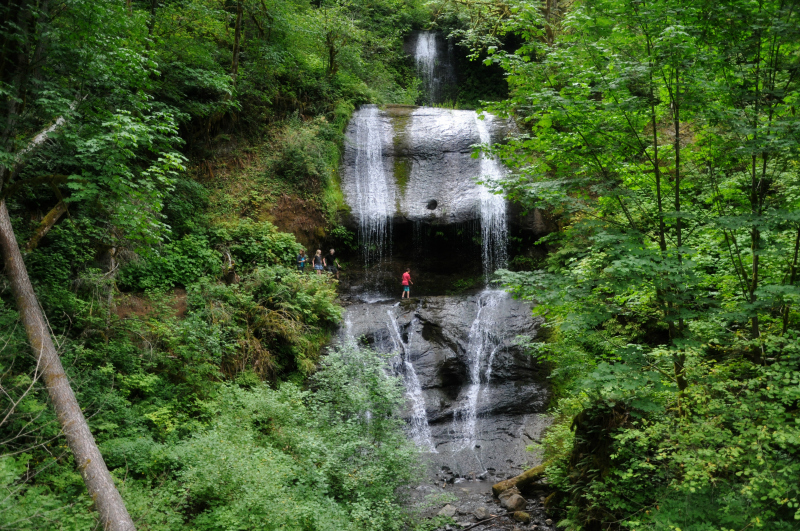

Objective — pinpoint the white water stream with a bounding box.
[386,310,436,452]
[453,290,506,451]
[414,32,438,102]
[474,116,508,280]
[353,105,393,266]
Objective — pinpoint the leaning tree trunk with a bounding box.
[0,197,136,531]
[25,200,67,252]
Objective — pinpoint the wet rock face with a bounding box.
[342,291,549,478]
[341,105,514,227]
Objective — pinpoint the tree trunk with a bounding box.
[782,226,800,334]
[25,199,67,252]
[0,197,136,531]
[231,0,243,83]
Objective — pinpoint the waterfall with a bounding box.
[413,32,455,105]
[353,105,393,265]
[474,115,508,280]
[414,32,437,102]
[386,310,436,452]
[340,292,546,482]
[453,290,506,451]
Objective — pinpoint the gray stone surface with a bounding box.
[438,504,457,518]
[340,292,550,478]
[341,105,514,227]
[501,494,527,512]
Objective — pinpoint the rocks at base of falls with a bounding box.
[438,504,458,518]
[500,493,527,512]
[473,506,489,520]
[415,482,557,531]
[512,511,531,524]
[341,291,549,478]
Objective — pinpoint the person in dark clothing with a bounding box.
[324,248,341,279]
[296,249,307,272]
[312,249,324,275]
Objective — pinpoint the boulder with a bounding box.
[438,504,457,518]
[473,506,489,520]
[512,511,531,524]
[500,493,527,512]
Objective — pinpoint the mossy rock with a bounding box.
[512,511,531,524]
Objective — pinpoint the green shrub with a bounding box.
[119,234,221,290]
[163,178,209,237]
[118,345,417,531]
[211,219,300,268]
[186,266,341,377]
[272,118,340,193]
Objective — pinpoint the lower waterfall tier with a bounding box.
[341,291,550,479]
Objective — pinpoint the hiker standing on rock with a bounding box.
[401,268,413,299]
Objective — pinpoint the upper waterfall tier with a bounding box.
[405,31,457,105]
[341,105,514,226]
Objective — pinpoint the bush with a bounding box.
[211,219,300,269]
[186,266,342,377]
[271,118,340,193]
[118,345,417,531]
[119,234,221,290]
[119,220,304,290]
[163,178,209,237]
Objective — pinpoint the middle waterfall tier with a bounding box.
[341,105,514,291]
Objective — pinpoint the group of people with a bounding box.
[297,248,340,278]
[296,248,414,298]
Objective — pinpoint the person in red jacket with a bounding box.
[401,268,413,299]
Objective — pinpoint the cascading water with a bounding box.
[452,290,506,452]
[413,32,455,105]
[414,32,437,103]
[386,310,436,452]
[474,116,508,280]
[353,105,393,266]
[341,292,548,483]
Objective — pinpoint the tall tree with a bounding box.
[479,0,800,527]
[1,0,183,527]
[0,2,137,529]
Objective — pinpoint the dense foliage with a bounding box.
[2,321,416,529]
[478,0,800,529]
[6,0,800,528]
[1,0,433,526]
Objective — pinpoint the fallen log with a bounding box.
[492,462,548,497]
